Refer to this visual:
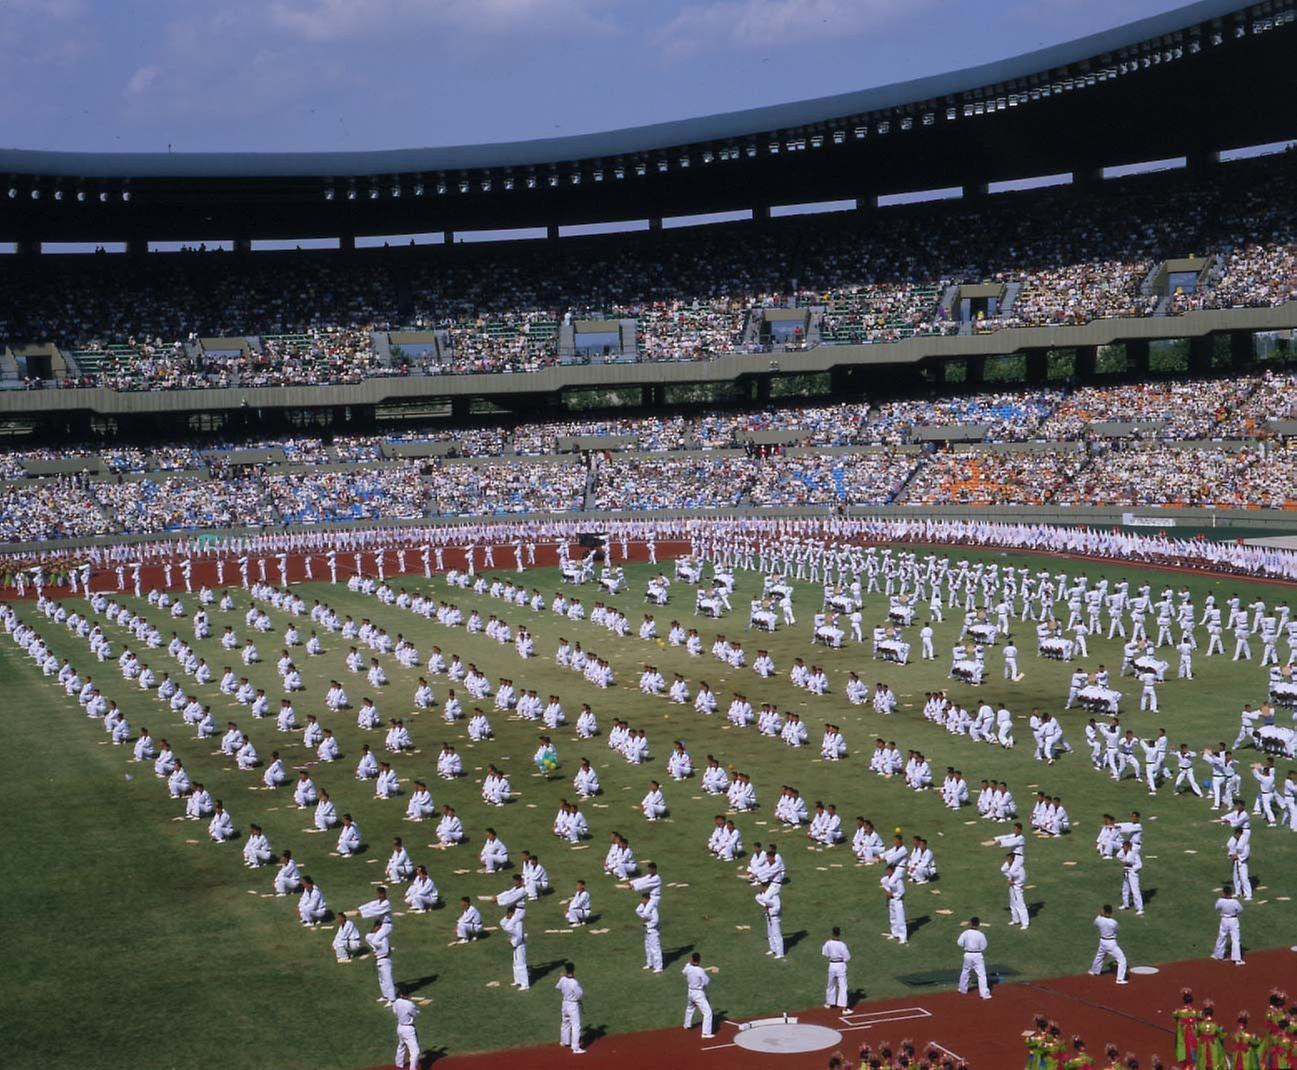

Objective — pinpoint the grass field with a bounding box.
[3,549,1296,1069]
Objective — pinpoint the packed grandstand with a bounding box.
[1,153,1296,390]
[0,371,1295,542]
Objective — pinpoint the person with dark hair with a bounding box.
[682,951,714,1039]
[1088,904,1128,984]
[1171,988,1199,1069]
[956,917,991,999]
[391,986,421,1070]
[555,961,585,1054]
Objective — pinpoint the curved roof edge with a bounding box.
[0,0,1255,179]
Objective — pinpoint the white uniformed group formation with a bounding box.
[8,516,1297,1062]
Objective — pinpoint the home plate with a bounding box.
[733,1019,842,1054]
[1130,966,1159,976]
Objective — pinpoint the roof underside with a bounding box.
[1,0,1294,241]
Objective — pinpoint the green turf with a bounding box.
[2,551,1295,1069]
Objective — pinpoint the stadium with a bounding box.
[3,1,1297,1067]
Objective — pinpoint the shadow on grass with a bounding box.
[908,915,931,937]
[782,929,810,955]
[661,943,695,969]
[530,958,568,983]
[400,972,439,995]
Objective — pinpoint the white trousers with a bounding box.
[1090,939,1127,981]
[376,956,396,1002]
[1213,918,1242,962]
[644,930,662,970]
[825,962,848,1007]
[395,1024,419,1069]
[560,1003,582,1050]
[888,899,907,943]
[766,914,784,957]
[958,952,989,997]
[1008,885,1029,927]
[513,943,530,989]
[685,990,713,1033]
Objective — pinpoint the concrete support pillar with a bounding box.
[1230,330,1253,367]
[1075,345,1098,380]
[339,234,355,253]
[855,194,878,211]
[1025,348,1048,384]
[1189,335,1214,375]
[966,355,986,385]
[450,396,470,419]
[648,218,663,233]
[1127,339,1150,376]
[547,223,559,241]
[233,238,251,255]
[962,182,988,199]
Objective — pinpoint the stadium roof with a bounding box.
[2,0,1295,242]
[0,0,1268,180]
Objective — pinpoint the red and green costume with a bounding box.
[1229,1028,1263,1070]
[1064,1055,1097,1070]
[1198,1020,1228,1069]
[1175,1008,1203,1068]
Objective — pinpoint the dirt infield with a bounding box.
[6,532,1296,603]
[397,948,1296,1069]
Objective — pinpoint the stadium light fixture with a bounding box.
[810,135,824,148]
[390,185,401,198]
[525,175,537,189]
[413,183,425,196]
[832,131,845,144]
[922,112,935,125]
[547,173,559,187]
[435,181,447,195]
[324,187,335,201]
[877,120,891,134]
[501,177,513,191]
[346,188,357,201]
[53,189,63,201]
[963,103,974,117]
[458,179,470,193]
[99,191,109,203]
[570,172,581,185]
[614,166,625,179]
[657,158,669,172]
[679,155,690,167]
[635,161,647,176]
[853,126,867,139]
[367,187,379,200]
[592,169,603,182]
[768,142,779,155]
[481,178,492,192]
[76,190,86,203]
[30,188,39,200]
[702,150,714,163]
[5,187,14,199]
[899,117,913,131]
[121,190,131,202]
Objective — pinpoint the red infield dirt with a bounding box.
[7,533,1297,604]
[381,948,1296,1069]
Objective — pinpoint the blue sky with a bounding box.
[0,0,1196,154]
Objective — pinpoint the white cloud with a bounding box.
[124,65,160,96]
[654,0,924,58]
[267,0,609,43]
